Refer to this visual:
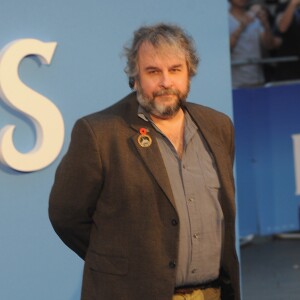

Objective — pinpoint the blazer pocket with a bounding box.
[85,250,128,276]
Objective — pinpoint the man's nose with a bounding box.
[159,72,173,88]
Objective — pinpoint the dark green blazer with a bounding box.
[49,92,240,300]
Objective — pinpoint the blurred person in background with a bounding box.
[274,0,300,80]
[229,0,279,88]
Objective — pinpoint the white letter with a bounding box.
[292,134,300,195]
[0,39,64,172]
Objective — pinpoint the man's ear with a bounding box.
[129,77,135,89]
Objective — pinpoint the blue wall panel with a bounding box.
[233,85,300,237]
[0,1,233,299]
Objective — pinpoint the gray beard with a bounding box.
[136,87,189,118]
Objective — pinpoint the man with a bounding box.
[273,0,300,80]
[228,0,278,87]
[49,23,240,300]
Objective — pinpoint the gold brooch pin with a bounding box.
[138,128,152,148]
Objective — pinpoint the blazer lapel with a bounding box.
[130,123,177,210]
[186,105,235,204]
[121,93,176,209]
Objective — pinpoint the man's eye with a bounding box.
[148,70,159,74]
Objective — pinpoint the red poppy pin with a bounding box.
[138,128,152,148]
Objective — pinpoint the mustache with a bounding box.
[154,89,180,97]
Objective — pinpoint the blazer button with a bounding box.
[171,219,178,226]
[169,261,176,269]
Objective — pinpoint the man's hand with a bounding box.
[250,4,270,30]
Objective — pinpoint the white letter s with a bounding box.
[0,39,64,172]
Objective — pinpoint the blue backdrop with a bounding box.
[233,84,300,237]
[0,1,234,299]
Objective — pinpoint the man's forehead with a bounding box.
[138,41,186,62]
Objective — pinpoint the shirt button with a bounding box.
[193,233,200,239]
[171,219,178,226]
[188,197,194,202]
[191,269,197,274]
[169,261,176,269]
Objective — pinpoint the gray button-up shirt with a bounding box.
[138,107,224,287]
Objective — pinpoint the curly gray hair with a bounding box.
[124,23,199,86]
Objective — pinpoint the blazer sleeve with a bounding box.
[49,118,103,259]
[227,117,235,168]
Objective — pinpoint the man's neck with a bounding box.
[150,108,185,158]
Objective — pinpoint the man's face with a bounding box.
[230,0,249,8]
[135,42,190,119]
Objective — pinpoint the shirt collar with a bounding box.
[137,105,150,122]
[137,104,198,144]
